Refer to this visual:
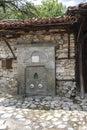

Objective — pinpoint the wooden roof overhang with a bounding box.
[0,22,77,39]
[66,3,87,37]
[0,15,77,38]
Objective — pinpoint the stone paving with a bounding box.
[0,87,87,130]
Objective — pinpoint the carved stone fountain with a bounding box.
[17,42,55,96]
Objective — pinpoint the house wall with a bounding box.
[0,28,76,97]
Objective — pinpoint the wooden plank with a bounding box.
[57,79,75,81]
[68,33,70,59]
[56,57,75,61]
[79,42,84,98]
[77,21,84,41]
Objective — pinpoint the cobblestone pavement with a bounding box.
[0,87,87,130]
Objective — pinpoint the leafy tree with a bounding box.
[0,0,66,19]
[19,2,39,19]
[36,0,66,18]
[0,0,39,19]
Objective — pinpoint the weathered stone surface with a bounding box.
[0,29,76,97]
[17,45,55,96]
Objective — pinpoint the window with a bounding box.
[2,58,12,69]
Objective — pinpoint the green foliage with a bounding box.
[19,2,39,19]
[0,0,66,20]
[37,0,66,18]
[0,0,39,19]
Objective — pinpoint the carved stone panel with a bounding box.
[17,43,55,96]
[25,66,47,96]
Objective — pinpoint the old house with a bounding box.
[0,3,87,98]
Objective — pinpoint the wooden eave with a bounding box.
[0,22,77,39]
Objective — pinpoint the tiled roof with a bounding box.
[0,15,77,29]
[67,3,87,15]
[0,3,87,29]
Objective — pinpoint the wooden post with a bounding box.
[79,42,85,98]
[68,33,70,59]
[77,19,85,98]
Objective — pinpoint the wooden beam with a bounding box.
[77,18,85,41]
[77,18,85,98]
[56,57,75,60]
[68,33,70,59]
[79,42,84,98]
[57,79,75,81]
[2,37,17,60]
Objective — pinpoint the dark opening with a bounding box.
[34,73,38,79]
[2,58,13,69]
[82,32,87,92]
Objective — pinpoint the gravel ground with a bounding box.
[0,87,87,130]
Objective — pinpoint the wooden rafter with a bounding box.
[2,37,17,60]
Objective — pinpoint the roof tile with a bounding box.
[0,15,77,29]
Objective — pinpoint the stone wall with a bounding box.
[0,29,76,97]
